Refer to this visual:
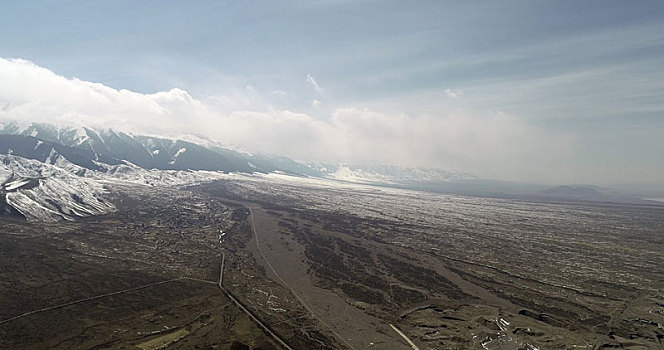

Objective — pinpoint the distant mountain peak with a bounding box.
[0,120,479,185]
[540,185,602,197]
[307,163,476,184]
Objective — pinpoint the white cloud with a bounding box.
[306,73,322,92]
[324,107,572,179]
[0,58,195,134]
[0,57,624,184]
[444,88,462,98]
[312,99,322,106]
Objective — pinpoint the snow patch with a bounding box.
[0,154,115,221]
[313,164,476,184]
[169,147,186,165]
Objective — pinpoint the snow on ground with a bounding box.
[72,127,90,146]
[0,166,11,184]
[95,163,227,187]
[0,154,115,221]
[0,150,474,222]
[4,178,35,192]
[0,150,246,221]
[325,165,475,184]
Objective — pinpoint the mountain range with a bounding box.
[0,120,476,221]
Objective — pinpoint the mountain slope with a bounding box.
[0,122,478,183]
[0,154,115,221]
[0,134,116,172]
[0,122,258,172]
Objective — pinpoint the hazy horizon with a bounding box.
[1,1,663,186]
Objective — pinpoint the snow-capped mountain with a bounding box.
[0,150,233,221]
[0,122,257,172]
[0,121,475,182]
[0,121,479,221]
[0,122,318,221]
[0,134,116,173]
[0,122,334,176]
[309,164,476,184]
[0,154,115,221]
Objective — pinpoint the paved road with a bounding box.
[218,252,225,288]
[390,324,421,350]
[216,251,294,350]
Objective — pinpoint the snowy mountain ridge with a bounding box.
[309,163,476,184]
[0,152,234,221]
[0,121,322,175]
[0,120,478,221]
[0,154,115,221]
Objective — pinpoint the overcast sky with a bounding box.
[1,1,663,185]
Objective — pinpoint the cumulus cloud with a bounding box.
[0,57,579,182]
[0,58,208,135]
[306,73,322,92]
